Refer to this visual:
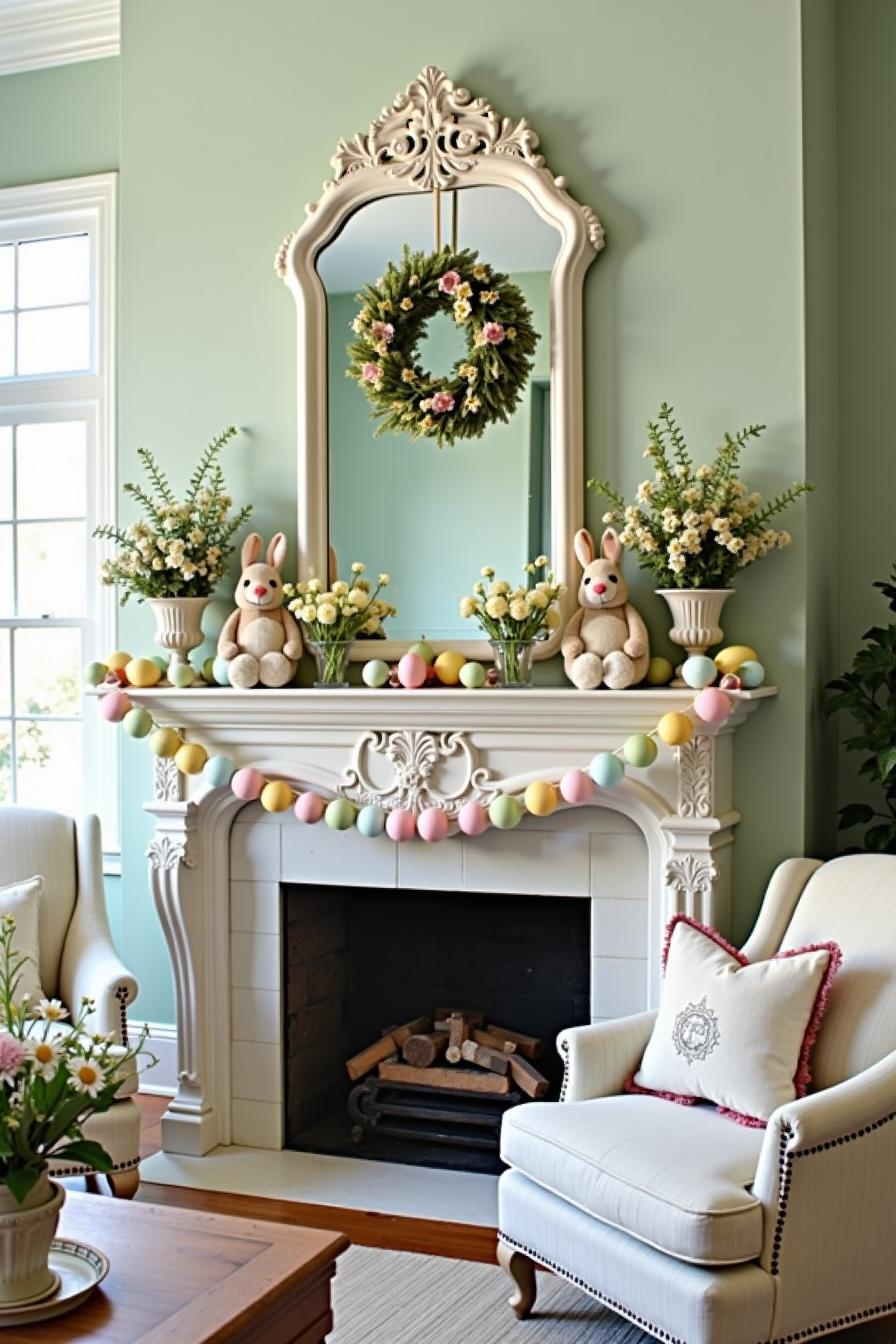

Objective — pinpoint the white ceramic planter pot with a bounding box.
[0,1175,65,1306]
[656,588,734,660]
[147,597,211,669]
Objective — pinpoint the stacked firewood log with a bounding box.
[345,1009,550,1098]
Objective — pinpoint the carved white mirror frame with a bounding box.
[277,66,605,661]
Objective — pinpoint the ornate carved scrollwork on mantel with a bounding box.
[677,736,715,819]
[337,729,499,817]
[147,811,200,1087]
[665,851,719,924]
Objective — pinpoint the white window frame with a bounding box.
[0,173,118,851]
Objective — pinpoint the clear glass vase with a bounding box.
[307,639,354,688]
[489,638,536,688]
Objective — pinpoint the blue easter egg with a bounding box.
[737,660,766,688]
[681,655,718,690]
[356,805,386,837]
[203,755,235,789]
[212,656,231,686]
[589,752,625,789]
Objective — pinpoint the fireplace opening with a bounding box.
[283,885,590,1173]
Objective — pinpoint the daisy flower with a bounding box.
[68,1057,107,1099]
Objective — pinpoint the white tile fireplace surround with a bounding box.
[131,685,774,1160]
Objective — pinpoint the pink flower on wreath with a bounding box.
[481,321,506,345]
[0,1032,26,1084]
[370,320,394,345]
[361,362,381,384]
[430,391,456,414]
[438,270,462,295]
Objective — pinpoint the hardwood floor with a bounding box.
[134,1093,498,1263]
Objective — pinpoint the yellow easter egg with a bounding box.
[434,651,466,686]
[524,780,558,817]
[124,657,162,688]
[174,742,208,775]
[714,645,759,677]
[260,779,294,813]
[657,712,694,747]
[149,727,182,758]
[105,650,133,671]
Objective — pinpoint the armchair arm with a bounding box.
[558,1012,657,1102]
[58,816,138,1043]
[752,1049,896,1338]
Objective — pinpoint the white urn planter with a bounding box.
[147,597,211,669]
[0,1176,65,1306]
[656,588,734,661]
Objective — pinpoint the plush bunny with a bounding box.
[217,532,302,688]
[561,527,650,690]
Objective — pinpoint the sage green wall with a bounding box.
[0,58,119,189]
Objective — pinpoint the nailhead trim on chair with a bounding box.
[498,1232,687,1344]
[559,1038,570,1102]
[51,1156,140,1177]
[115,985,130,1046]
[761,1299,896,1343]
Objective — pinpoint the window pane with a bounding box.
[0,726,10,804]
[0,313,12,378]
[0,426,11,517]
[17,234,89,309]
[16,421,86,519]
[0,245,13,311]
[15,720,83,816]
[17,521,86,617]
[17,305,89,375]
[0,629,9,715]
[0,525,11,617]
[14,626,81,716]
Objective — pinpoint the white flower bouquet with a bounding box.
[95,426,252,604]
[284,565,396,642]
[588,404,813,589]
[459,557,565,641]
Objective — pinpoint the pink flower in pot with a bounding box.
[438,270,462,295]
[0,1032,26,1084]
[430,391,456,414]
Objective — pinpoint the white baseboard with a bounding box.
[131,1019,177,1096]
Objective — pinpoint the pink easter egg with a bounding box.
[100,689,132,722]
[231,767,266,801]
[386,808,417,842]
[457,801,489,836]
[417,807,449,843]
[397,652,427,689]
[719,673,742,692]
[294,791,325,824]
[693,687,733,725]
[559,769,594,805]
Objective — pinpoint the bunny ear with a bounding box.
[601,527,623,565]
[266,532,287,571]
[573,529,595,568]
[240,532,262,568]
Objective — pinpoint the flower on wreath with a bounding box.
[401,368,417,383]
[473,264,488,280]
[456,281,472,300]
[399,297,414,312]
[370,320,394,345]
[478,321,505,346]
[431,391,455,414]
[361,362,381,385]
[479,289,499,304]
[438,270,461,294]
[453,299,472,322]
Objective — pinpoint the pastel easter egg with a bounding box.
[559,769,593,805]
[151,655,170,674]
[623,734,658,768]
[459,661,486,689]
[693,687,733,724]
[100,689,132,723]
[397,652,427,689]
[714,645,759,677]
[124,657,161,688]
[737,660,766,689]
[357,805,387,838]
[122,706,153,738]
[681,655,718,690]
[646,656,674,686]
[104,651,132,672]
[260,779,294,812]
[231,767,266,801]
[212,656,231,686]
[202,657,216,683]
[657,712,694,747]
[457,801,489,836]
[719,673,742,692]
[294,791,325,824]
[203,755,234,789]
[524,780,558,817]
[489,794,522,830]
[84,661,108,687]
[149,727,181,758]
[362,659,390,688]
[175,743,208,776]
[325,798,357,831]
[408,638,435,666]
[418,807,450,843]
[170,663,196,688]
[386,808,417,842]
[589,752,624,789]
[434,651,466,686]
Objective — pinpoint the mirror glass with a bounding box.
[320,186,559,643]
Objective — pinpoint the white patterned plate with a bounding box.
[0,1239,109,1326]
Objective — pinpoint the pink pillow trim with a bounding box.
[627,916,843,1127]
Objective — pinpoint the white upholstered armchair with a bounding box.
[0,806,142,1197]
[498,855,896,1343]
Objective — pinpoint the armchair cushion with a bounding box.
[0,876,46,1004]
[500,1094,765,1265]
[0,808,78,998]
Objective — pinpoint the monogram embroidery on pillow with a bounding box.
[672,996,720,1063]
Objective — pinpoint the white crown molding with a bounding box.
[0,0,119,76]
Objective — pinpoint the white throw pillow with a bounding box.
[0,876,46,1007]
[629,915,841,1126]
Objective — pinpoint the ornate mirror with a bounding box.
[277,67,604,660]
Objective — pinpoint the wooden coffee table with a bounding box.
[1,1191,348,1342]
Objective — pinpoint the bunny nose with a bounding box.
[594,582,607,594]
[253,584,267,598]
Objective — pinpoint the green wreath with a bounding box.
[346,245,539,448]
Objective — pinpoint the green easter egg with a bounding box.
[459,661,486,689]
[488,794,522,830]
[623,733,658,768]
[646,657,674,686]
[122,707,153,738]
[589,752,625,789]
[408,637,435,666]
[151,655,170,673]
[357,805,386,837]
[202,657,216,683]
[170,663,196,688]
[84,661,108,687]
[325,798,357,831]
[362,659,390,688]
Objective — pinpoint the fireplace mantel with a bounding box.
[124,685,775,1155]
